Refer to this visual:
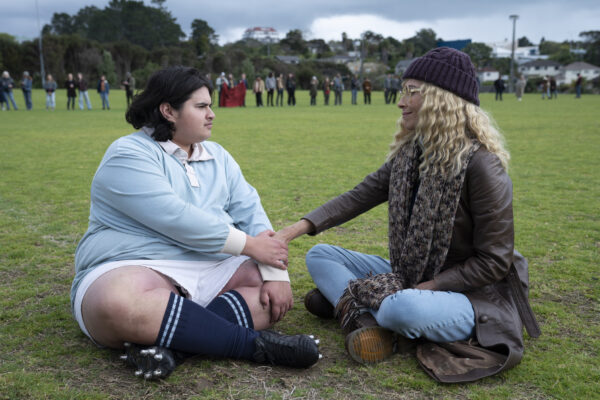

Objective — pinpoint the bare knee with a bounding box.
[81,266,177,348]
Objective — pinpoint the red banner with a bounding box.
[220,83,247,107]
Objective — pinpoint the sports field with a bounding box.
[0,89,598,399]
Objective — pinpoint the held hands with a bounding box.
[242,230,288,270]
[274,219,315,245]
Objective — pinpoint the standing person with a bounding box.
[265,72,276,107]
[333,74,343,106]
[276,47,539,382]
[275,73,284,107]
[97,75,110,110]
[362,77,372,104]
[286,73,296,106]
[44,74,58,110]
[122,72,136,107]
[540,76,549,100]
[494,77,505,101]
[323,77,331,105]
[549,77,557,99]
[0,88,5,110]
[309,76,318,106]
[1,71,18,110]
[515,75,526,102]
[77,73,92,110]
[72,66,320,381]
[574,73,583,98]
[383,74,392,104]
[215,72,227,107]
[21,71,33,110]
[390,75,401,104]
[350,75,360,105]
[253,75,265,107]
[65,73,77,110]
[238,73,249,107]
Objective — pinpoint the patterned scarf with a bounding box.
[336,140,480,328]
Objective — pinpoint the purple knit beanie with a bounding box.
[402,47,479,106]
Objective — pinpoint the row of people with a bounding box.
[0,71,135,111]
[214,70,401,108]
[73,48,539,383]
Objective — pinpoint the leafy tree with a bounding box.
[490,57,511,76]
[0,33,22,73]
[548,44,576,65]
[518,36,533,47]
[44,1,184,50]
[341,32,354,51]
[43,13,76,35]
[406,28,438,56]
[539,40,562,55]
[307,39,331,58]
[463,42,492,68]
[580,30,600,66]
[191,19,218,56]
[97,50,118,85]
[132,60,160,88]
[280,29,307,55]
[239,58,255,82]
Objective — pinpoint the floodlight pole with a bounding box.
[508,14,519,93]
[35,0,46,86]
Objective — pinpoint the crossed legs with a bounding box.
[81,259,271,349]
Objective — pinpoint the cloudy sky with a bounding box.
[4,0,599,46]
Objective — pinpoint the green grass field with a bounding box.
[1,89,599,399]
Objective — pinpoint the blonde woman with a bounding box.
[277,48,539,382]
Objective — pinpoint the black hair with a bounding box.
[125,66,213,141]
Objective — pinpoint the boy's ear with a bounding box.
[159,103,177,123]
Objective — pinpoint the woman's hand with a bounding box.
[242,230,288,269]
[274,219,315,244]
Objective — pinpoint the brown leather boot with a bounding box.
[304,288,334,319]
[345,326,397,364]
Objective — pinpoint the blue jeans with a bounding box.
[4,91,18,110]
[351,89,357,104]
[305,244,475,342]
[46,92,56,109]
[22,90,32,110]
[100,92,110,109]
[79,90,92,110]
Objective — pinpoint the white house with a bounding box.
[558,61,600,85]
[518,59,562,78]
[477,67,500,83]
[487,40,548,64]
[242,27,279,43]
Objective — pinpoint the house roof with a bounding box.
[275,55,300,64]
[520,59,561,67]
[478,67,499,72]
[563,61,600,70]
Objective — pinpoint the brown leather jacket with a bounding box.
[304,148,538,382]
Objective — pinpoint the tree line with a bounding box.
[1,0,598,90]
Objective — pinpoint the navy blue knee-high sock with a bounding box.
[206,290,254,328]
[155,292,258,360]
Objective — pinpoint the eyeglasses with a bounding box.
[401,86,422,98]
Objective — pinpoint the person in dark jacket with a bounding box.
[275,47,539,383]
[286,73,296,106]
[494,77,505,101]
[65,73,77,110]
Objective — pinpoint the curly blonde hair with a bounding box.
[387,82,509,177]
